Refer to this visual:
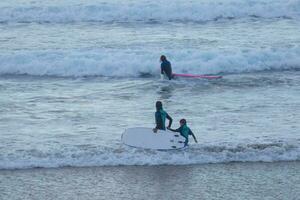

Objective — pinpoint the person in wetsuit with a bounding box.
[168,119,198,146]
[160,55,173,80]
[153,101,173,133]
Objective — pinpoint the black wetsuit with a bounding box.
[155,110,173,130]
[161,60,173,80]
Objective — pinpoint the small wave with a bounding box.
[0,47,299,77]
[0,140,299,170]
[0,0,299,23]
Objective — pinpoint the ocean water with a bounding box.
[1,162,300,200]
[0,0,300,172]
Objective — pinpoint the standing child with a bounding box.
[153,101,173,133]
[168,119,197,146]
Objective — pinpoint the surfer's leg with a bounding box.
[183,136,188,146]
[164,73,171,80]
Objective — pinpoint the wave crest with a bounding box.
[0,0,299,23]
[0,48,299,77]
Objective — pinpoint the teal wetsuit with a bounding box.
[169,125,196,146]
[155,109,173,130]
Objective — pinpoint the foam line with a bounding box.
[0,47,299,77]
[0,140,299,169]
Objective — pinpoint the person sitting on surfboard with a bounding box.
[168,119,198,146]
[160,55,173,80]
[153,101,173,133]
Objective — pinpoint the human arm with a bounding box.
[166,113,173,128]
[167,127,181,132]
[189,129,198,143]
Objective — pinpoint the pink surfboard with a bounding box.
[173,73,222,79]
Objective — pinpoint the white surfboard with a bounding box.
[121,127,186,150]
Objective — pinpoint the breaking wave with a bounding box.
[0,47,299,77]
[0,139,299,170]
[0,0,299,23]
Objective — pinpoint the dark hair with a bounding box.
[156,101,163,111]
[160,55,167,62]
[180,119,187,124]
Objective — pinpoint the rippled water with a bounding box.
[1,70,300,169]
[1,162,300,200]
[0,0,300,170]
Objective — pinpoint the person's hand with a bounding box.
[153,128,158,133]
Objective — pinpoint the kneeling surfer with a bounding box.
[168,119,198,146]
[153,101,173,133]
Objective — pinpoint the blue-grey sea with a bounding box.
[0,0,300,199]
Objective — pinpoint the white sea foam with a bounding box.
[0,140,299,170]
[0,0,299,23]
[0,47,299,77]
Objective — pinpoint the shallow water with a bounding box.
[1,162,300,200]
[1,71,300,169]
[1,2,300,200]
[0,0,300,169]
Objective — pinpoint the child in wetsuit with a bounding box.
[168,119,197,146]
[153,101,173,133]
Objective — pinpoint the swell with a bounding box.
[0,0,299,23]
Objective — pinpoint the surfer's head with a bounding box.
[180,119,187,126]
[160,55,167,62]
[156,101,163,111]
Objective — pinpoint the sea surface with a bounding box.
[0,0,300,199]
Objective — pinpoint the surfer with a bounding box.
[160,55,173,80]
[168,119,198,146]
[153,101,173,133]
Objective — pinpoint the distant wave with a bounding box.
[0,139,299,170]
[0,0,299,23]
[0,47,299,77]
